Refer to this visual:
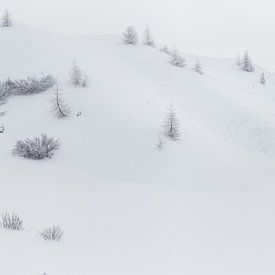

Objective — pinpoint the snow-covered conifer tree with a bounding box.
[241,51,255,72]
[163,104,180,139]
[1,10,12,27]
[260,73,266,85]
[143,25,155,47]
[169,48,186,67]
[122,26,138,45]
[193,60,203,75]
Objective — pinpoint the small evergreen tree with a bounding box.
[260,73,266,85]
[193,60,203,75]
[163,104,180,139]
[1,10,12,27]
[143,25,155,47]
[241,51,255,72]
[169,48,186,67]
[122,26,138,45]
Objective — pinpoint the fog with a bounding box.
[2,0,275,71]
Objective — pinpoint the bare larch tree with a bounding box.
[193,60,203,75]
[260,73,266,85]
[1,10,12,27]
[70,61,83,87]
[51,83,71,118]
[163,104,180,139]
[240,51,255,72]
[143,25,155,47]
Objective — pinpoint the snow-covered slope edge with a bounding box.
[0,23,274,275]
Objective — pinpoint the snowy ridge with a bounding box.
[0,23,275,275]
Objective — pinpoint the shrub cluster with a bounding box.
[0,75,55,100]
[1,212,23,230]
[13,134,60,160]
[40,225,64,241]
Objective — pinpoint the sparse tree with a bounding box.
[193,60,203,75]
[51,83,71,118]
[169,48,186,67]
[143,25,155,47]
[1,10,12,27]
[240,51,255,72]
[260,73,266,85]
[122,26,138,45]
[159,45,170,54]
[163,104,180,139]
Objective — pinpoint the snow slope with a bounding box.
[0,23,275,275]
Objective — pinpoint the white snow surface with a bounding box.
[0,23,275,275]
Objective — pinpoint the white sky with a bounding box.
[2,0,275,71]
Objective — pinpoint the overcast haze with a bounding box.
[2,0,275,71]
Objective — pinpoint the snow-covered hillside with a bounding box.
[0,23,275,275]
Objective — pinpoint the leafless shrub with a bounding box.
[12,75,55,95]
[0,75,55,104]
[13,134,60,160]
[1,212,23,230]
[40,225,64,241]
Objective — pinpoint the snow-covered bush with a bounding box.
[163,104,180,139]
[13,134,60,160]
[1,10,12,27]
[70,61,88,87]
[122,26,138,45]
[0,75,55,100]
[143,25,155,47]
[1,212,23,230]
[51,83,71,118]
[11,75,55,95]
[240,51,255,72]
[40,225,64,241]
[169,48,186,67]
